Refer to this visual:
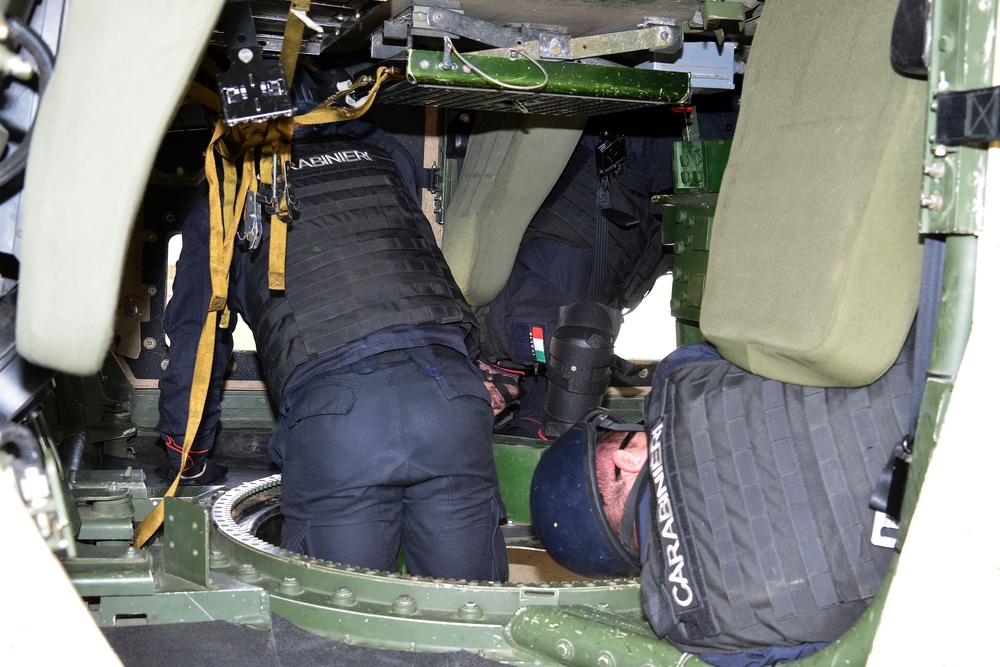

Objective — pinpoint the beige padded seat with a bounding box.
[441,113,584,306]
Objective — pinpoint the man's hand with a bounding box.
[476,359,523,417]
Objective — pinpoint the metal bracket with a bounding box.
[215,1,293,127]
[472,24,681,60]
[871,511,900,550]
[420,5,525,47]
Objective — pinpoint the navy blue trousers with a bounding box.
[156,196,241,471]
[270,344,509,581]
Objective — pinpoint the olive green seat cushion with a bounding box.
[700,0,926,387]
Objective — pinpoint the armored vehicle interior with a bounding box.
[3,0,999,665]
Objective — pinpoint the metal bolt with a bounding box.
[555,639,575,660]
[432,11,443,22]
[550,42,562,56]
[332,586,357,606]
[920,192,943,211]
[419,59,430,70]
[391,594,417,616]
[209,550,230,568]
[279,576,304,596]
[924,161,946,179]
[236,563,261,582]
[147,286,158,296]
[160,359,170,371]
[596,650,616,667]
[124,304,139,317]
[143,338,157,350]
[457,601,483,620]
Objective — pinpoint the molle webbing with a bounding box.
[248,139,474,396]
[641,337,912,652]
[523,144,667,310]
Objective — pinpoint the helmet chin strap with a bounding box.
[618,464,649,565]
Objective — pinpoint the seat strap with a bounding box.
[869,236,945,524]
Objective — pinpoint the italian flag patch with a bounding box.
[531,326,546,363]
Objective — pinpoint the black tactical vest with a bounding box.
[245,137,475,397]
[639,337,912,653]
[523,143,669,311]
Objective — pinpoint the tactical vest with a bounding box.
[523,143,668,310]
[639,337,912,653]
[245,137,475,397]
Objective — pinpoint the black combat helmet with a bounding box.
[529,409,644,578]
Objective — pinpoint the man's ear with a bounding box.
[612,439,647,473]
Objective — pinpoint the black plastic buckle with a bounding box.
[594,131,626,179]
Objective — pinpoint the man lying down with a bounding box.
[530,339,912,666]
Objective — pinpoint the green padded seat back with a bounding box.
[700,0,926,387]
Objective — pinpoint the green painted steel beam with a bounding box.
[493,437,547,525]
[406,50,690,103]
[63,546,155,597]
[94,586,271,629]
[202,476,644,660]
[702,1,747,30]
[920,0,996,234]
[163,497,211,587]
[508,605,701,666]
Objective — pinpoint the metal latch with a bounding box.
[216,1,293,127]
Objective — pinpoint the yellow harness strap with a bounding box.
[133,120,250,548]
[133,38,389,548]
[259,118,293,290]
[280,0,311,84]
[185,81,222,114]
[295,67,390,126]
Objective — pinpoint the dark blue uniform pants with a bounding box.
[156,196,241,471]
[269,344,509,582]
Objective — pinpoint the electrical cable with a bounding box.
[0,16,56,189]
[443,36,549,91]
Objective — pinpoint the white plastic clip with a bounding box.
[290,8,324,34]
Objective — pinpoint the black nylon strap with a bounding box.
[618,465,646,561]
[588,177,611,302]
[870,238,944,520]
[935,86,1000,145]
